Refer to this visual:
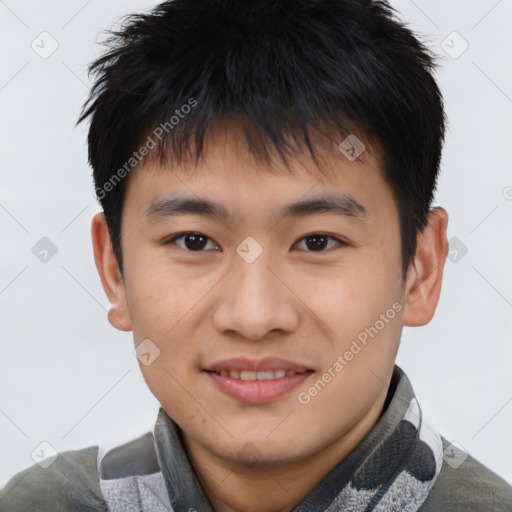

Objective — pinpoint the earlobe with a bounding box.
[91,212,132,332]
[108,306,131,332]
[402,207,449,327]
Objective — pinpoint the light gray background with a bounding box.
[1,0,511,488]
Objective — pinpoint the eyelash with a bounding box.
[164,232,348,252]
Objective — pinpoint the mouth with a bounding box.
[203,357,315,404]
[209,369,307,380]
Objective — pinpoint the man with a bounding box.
[1,0,511,510]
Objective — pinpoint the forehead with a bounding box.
[123,120,395,226]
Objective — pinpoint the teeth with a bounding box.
[216,370,297,380]
[255,371,274,380]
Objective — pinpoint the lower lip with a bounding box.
[206,371,313,404]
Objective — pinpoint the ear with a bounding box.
[91,212,132,332]
[402,207,449,326]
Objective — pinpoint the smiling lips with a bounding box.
[205,357,314,404]
[215,369,300,380]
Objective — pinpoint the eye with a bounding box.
[295,233,346,252]
[164,232,346,253]
[165,232,219,251]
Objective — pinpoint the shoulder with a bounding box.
[420,437,512,512]
[0,445,107,512]
[0,432,159,512]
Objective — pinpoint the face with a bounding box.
[107,121,411,466]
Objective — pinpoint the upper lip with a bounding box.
[205,357,312,373]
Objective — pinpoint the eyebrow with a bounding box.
[144,193,367,224]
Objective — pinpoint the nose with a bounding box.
[211,249,300,341]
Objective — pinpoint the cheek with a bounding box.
[125,263,201,339]
[125,279,204,405]
[139,358,208,435]
[301,252,403,375]
[303,254,398,335]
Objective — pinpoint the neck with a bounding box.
[182,388,389,512]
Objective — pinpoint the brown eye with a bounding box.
[296,234,345,252]
[166,232,218,251]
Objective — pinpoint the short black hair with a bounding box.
[78,0,446,282]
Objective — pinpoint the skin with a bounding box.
[91,119,449,512]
